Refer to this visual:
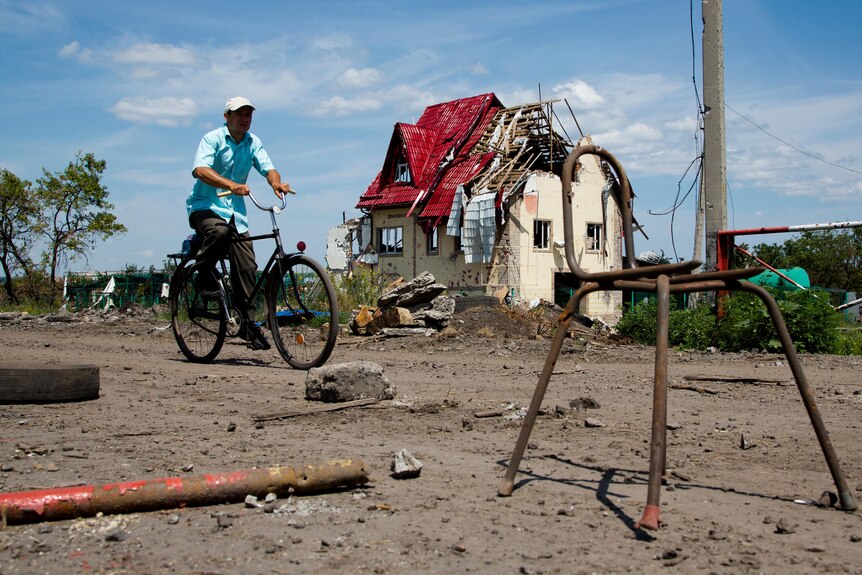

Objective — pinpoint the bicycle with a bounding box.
[167,190,339,369]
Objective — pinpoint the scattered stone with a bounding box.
[305,361,396,402]
[391,449,423,479]
[850,534,861,543]
[216,514,233,530]
[818,490,838,508]
[775,518,796,534]
[584,418,604,428]
[104,526,127,542]
[227,422,236,432]
[569,397,600,410]
[740,433,756,450]
[166,514,180,525]
[245,495,261,508]
[666,422,682,430]
[708,528,728,541]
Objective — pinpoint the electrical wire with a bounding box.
[725,103,862,175]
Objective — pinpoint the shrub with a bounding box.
[333,268,393,311]
[668,303,716,350]
[615,298,658,344]
[617,288,848,354]
[834,328,862,355]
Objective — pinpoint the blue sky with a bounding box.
[1,0,860,273]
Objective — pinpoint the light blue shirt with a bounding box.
[186,125,275,233]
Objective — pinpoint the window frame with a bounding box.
[377,226,404,255]
[394,156,411,184]
[426,226,439,255]
[586,222,603,252]
[533,219,551,250]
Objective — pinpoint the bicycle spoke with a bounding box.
[268,255,339,369]
[171,265,226,363]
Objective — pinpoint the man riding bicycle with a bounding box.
[186,96,292,350]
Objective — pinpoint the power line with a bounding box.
[725,103,862,176]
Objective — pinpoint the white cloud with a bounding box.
[0,2,64,35]
[311,34,353,51]
[471,62,489,75]
[665,117,698,132]
[113,43,196,66]
[552,80,606,109]
[59,41,79,58]
[58,40,92,62]
[338,67,383,88]
[111,96,198,127]
[314,95,383,117]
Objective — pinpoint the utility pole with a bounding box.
[701,0,727,272]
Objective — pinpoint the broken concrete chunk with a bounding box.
[391,449,423,479]
[377,271,446,308]
[584,418,604,428]
[411,296,456,329]
[305,361,396,403]
[569,396,601,410]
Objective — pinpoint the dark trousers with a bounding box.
[189,210,258,322]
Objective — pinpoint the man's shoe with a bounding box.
[240,322,271,351]
[194,273,221,300]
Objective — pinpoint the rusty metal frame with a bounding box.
[497,144,857,530]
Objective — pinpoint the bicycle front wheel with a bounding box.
[170,262,226,363]
[267,255,339,369]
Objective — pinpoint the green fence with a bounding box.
[65,272,172,311]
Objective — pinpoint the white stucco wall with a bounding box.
[364,156,624,322]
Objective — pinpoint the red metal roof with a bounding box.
[356,93,503,217]
[419,152,495,220]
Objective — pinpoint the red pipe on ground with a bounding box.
[0,459,368,525]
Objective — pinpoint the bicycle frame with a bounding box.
[189,191,314,326]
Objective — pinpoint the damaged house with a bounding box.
[331,92,624,322]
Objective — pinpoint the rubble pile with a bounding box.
[349,271,455,336]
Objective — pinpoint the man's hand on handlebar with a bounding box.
[272,182,292,199]
[229,183,251,196]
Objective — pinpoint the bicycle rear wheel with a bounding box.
[267,255,339,369]
[170,262,226,363]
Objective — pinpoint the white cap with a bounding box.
[224,96,255,113]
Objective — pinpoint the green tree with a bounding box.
[0,169,39,303]
[34,152,126,293]
[752,228,862,294]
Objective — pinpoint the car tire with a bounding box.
[0,363,100,404]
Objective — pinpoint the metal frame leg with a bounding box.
[637,274,670,530]
[742,283,857,511]
[498,286,597,496]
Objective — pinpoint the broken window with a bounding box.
[586,223,603,252]
[394,156,411,183]
[427,226,438,255]
[377,226,403,255]
[533,220,551,250]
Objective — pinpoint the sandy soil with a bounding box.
[1,306,861,574]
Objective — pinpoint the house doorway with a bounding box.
[553,272,580,308]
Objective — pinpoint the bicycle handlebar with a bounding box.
[216,188,294,213]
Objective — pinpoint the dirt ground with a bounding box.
[1,305,861,574]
